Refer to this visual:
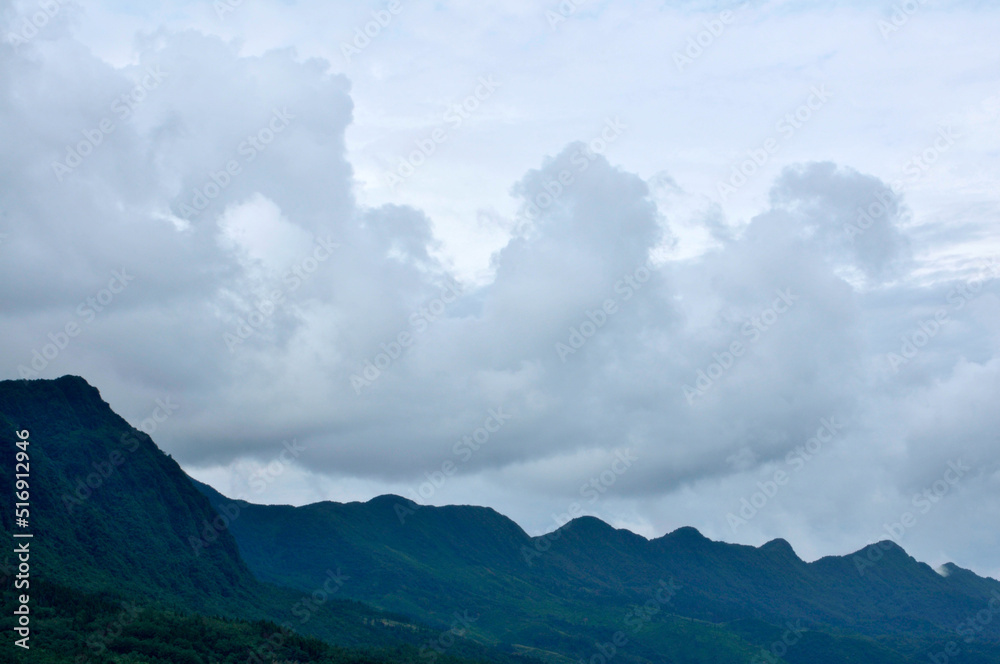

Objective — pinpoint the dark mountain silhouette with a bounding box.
[2,375,999,663]
[0,376,534,664]
[195,478,1000,656]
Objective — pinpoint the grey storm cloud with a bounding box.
[1,9,998,578]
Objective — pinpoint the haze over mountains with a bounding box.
[3,2,999,581]
[4,0,999,661]
[3,376,1000,663]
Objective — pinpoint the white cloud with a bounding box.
[1,0,999,579]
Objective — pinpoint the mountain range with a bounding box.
[2,375,999,663]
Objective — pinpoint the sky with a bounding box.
[1,0,999,579]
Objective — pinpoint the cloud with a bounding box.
[767,161,912,283]
[0,1,998,580]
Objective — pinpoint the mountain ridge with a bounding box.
[192,465,1000,646]
[196,477,996,584]
[5,374,1000,664]
[0,375,543,664]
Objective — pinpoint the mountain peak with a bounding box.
[0,375,257,610]
[760,538,800,559]
[937,562,961,577]
[841,539,914,568]
[561,515,616,533]
[552,516,650,545]
[7,373,95,391]
[873,539,908,555]
[935,561,989,582]
[666,525,709,541]
[367,493,418,507]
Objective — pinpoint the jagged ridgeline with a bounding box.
[2,375,1000,664]
[0,376,532,664]
[0,375,258,609]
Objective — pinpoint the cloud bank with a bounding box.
[1,1,999,579]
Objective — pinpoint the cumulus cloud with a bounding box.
[0,1,998,580]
